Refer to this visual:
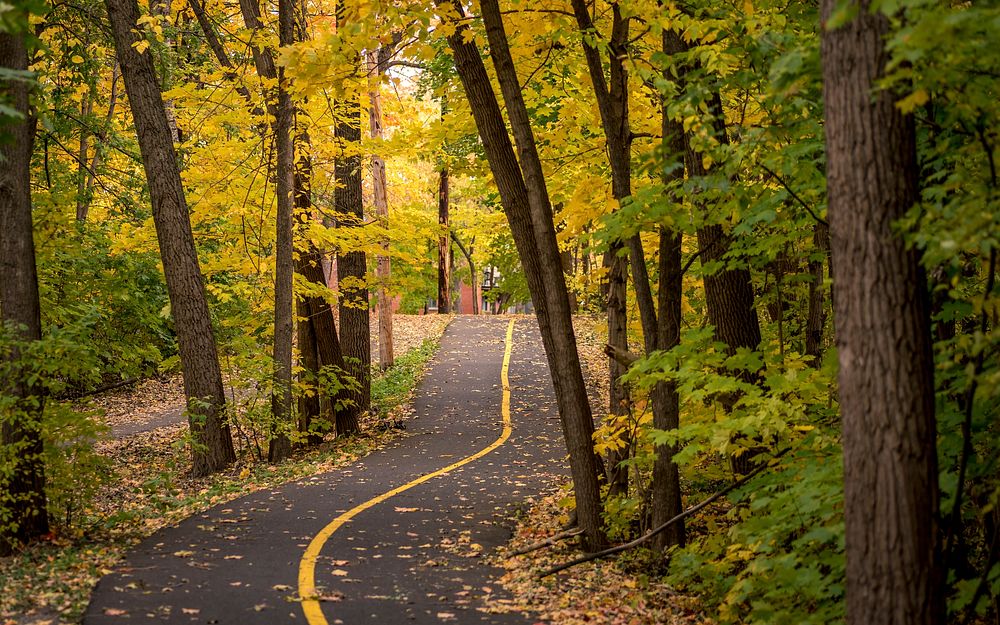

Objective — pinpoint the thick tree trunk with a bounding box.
[293,120,324,444]
[450,0,608,550]
[438,166,451,315]
[296,293,322,444]
[335,85,371,420]
[105,0,235,475]
[298,251,359,435]
[647,28,688,550]
[604,246,630,499]
[821,2,944,624]
[368,48,393,369]
[0,27,49,553]
[684,88,762,476]
[266,0,295,463]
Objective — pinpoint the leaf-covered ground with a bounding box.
[0,314,451,625]
[486,316,709,625]
[488,488,709,625]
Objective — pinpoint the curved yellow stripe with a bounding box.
[298,319,516,625]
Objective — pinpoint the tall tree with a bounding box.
[334,65,371,419]
[0,23,49,553]
[437,97,451,315]
[445,0,608,550]
[570,0,683,541]
[105,0,236,476]
[267,0,296,462]
[369,46,393,368]
[821,1,943,623]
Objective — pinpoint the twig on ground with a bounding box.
[508,528,584,557]
[539,447,792,578]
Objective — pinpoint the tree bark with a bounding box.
[0,26,49,553]
[368,48,393,368]
[449,0,607,550]
[335,85,371,419]
[821,2,944,624]
[266,0,295,463]
[805,221,830,365]
[438,166,451,314]
[105,0,235,475]
[298,251,359,435]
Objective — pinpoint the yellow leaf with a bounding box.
[132,39,150,54]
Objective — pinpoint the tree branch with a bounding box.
[539,447,792,578]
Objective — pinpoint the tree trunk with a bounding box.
[805,221,830,365]
[0,26,49,554]
[821,2,944,624]
[368,48,393,369]
[105,0,235,476]
[266,0,295,463]
[647,27,688,550]
[449,0,608,550]
[438,166,451,315]
[298,250,359,435]
[296,293,322,445]
[605,246,630,498]
[335,84,371,419]
[684,89,763,476]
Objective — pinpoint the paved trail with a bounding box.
[85,316,567,625]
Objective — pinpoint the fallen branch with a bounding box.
[508,528,583,557]
[539,447,792,578]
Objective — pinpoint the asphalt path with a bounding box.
[84,316,567,625]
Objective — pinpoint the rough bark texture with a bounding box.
[0,28,50,553]
[267,0,295,463]
[821,2,944,624]
[368,48,393,369]
[647,28,688,550]
[438,166,451,315]
[299,251,359,435]
[604,246,630,499]
[454,0,607,550]
[572,2,683,535]
[106,0,235,476]
[570,3,635,491]
[335,87,371,420]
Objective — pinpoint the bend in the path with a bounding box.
[84,316,566,624]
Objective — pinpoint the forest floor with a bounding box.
[0,314,450,625]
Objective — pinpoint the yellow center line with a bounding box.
[298,319,517,625]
